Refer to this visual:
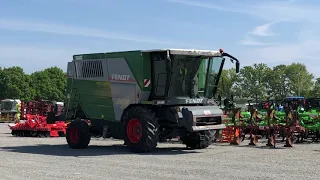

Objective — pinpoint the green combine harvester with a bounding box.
[64,48,240,152]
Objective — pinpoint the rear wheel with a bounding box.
[66,119,91,149]
[182,130,215,149]
[122,107,159,153]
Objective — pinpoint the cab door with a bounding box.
[150,51,169,99]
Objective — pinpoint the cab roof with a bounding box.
[73,48,222,58]
[141,49,222,56]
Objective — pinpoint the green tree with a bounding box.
[266,64,289,100]
[217,68,238,98]
[0,66,34,101]
[30,67,66,101]
[309,78,320,97]
[0,62,317,103]
[238,63,271,100]
[0,67,3,99]
[285,63,314,97]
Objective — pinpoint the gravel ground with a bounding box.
[0,123,319,180]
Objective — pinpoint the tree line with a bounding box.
[0,66,66,102]
[217,62,319,103]
[0,62,318,103]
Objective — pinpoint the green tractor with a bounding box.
[64,48,240,152]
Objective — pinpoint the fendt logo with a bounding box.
[185,99,204,103]
[111,74,130,81]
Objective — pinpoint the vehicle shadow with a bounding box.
[213,143,288,149]
[213,137,320,149]
[0,144,200,157]
[212,139,288,149]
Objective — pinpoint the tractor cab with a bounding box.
[305,98,320,111]
[0,99,21,113]
[0,99,21,121]
[283,96,305,111]
[145,49,240,105]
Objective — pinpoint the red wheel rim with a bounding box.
[69,128,79,144]
[127,118,142,143]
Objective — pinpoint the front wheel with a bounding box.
[122,107,159,153]
[66,119,91,149]
[181,130,216,149]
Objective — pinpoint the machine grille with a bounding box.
[195,116,222,126]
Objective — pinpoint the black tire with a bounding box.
[182,130,215,149]
[66,119,91,149]
[122,106,159,153]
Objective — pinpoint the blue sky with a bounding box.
[0,0,320,77]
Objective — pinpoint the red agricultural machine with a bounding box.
[221,101,306,148]
[8,100,68,137]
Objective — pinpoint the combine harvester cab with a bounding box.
[64,48,240,152]
[0,99,21,121]
[8,100,67,137]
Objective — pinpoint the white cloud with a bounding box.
[249,19,291,37]
[250,22,275,37]
[251,40,320,63]
[286,0,298,3]
[164,0,255,15]
[238,39,320,76]
[239,36,275,46]
[251,20,282,37]
[0,18,190,46]
[163,0,320,77]
[242,13,320,68]
[242,19,292,45]
[232,39,320,78]
[164,0,320,25]
[164,0,317,45]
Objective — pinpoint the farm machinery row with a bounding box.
[220,96,320,148]
[2,47,319,153]
[1,99,68,137]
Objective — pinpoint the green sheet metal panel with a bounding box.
[66,78,115,120]
[104,51,144,90]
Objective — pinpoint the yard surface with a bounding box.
[0,123,319,180]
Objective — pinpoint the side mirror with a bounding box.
[236,62,240,73]
[217,95,222,106]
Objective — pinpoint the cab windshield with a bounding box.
[202,57,224,98]
[167,56,223,98]
[1,101,14,111]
